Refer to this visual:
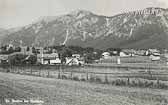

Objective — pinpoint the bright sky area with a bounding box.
[0,0,168,29]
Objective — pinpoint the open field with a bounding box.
[0,63,168,88]
[0,72,168,105]
[1,63,168,80]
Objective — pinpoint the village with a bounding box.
[1,0,168,104]
[0,43,167,66]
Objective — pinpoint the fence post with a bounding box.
[70,72,73,79]
[157,78,160,86]
[86,72,89,80]
[30,66,32,75]
[105,74,109,83]
[127,78,130,86]
[39,66,41,77]
[58,64,62,79]
[47,71,50,77]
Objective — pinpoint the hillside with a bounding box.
[1,7,168,49]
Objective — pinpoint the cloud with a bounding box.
[156,0,168,7]
[0,0,167,29]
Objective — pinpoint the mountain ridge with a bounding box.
[1,7,168,50]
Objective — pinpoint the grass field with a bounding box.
[0,60,168,104]
[0,72,168,105]
[1,63,168,88]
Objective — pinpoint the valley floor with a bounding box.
[0,72,168,105]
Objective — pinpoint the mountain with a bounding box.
[0,28,8,45]
[1,7,168,49]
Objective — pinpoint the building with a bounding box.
[72,54,81,59]
[102,52,111,59]
[37,53,61,65]
[65,57,84,66]
[149,53,160,61]
[0,55,8,64]
[121,49,135,56]
[119,52,131,57]
[134,50,146,56]
[147,49,160,56]
[6,44,14,51]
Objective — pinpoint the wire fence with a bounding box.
[0,64,168,81]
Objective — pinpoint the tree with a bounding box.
[26,55,37,64]
[8,53,37,65]
[27,46,30,51]
[8,47,14,54]
[15,47,21,52]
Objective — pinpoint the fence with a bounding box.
[0,64,168,89]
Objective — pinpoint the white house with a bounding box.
[102,52,111,59]
[149,53,160,61]
[72,54,81,59]
[119,52,131,57]
[50,58,61,65]
[37,53,61,65]
[66,57,84,66]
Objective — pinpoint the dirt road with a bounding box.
[0,72,167,105]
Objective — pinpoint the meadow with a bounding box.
[0,72,168,105]
[0,56,168,105]
[0,60,168,89]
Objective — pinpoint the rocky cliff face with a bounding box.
[1,7,168,49]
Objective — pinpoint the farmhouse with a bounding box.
[102,52,111,59]
[65,57,84,66]
[6,44,14,51]
[121,49,135,56]
[134,50,146,56]
[72,54,81,59]
[0,55,8,64]
[37,53,61,65]
[149,52,161,61]
[20,46,34,55]
[147,49,160,55]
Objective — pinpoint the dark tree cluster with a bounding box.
[45,45,103,63]
[0,46,21,54]
[8,53,37,65]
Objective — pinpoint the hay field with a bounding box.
[0,72,168,105]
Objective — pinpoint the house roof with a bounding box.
[102,52,110,56]
[122,49,134,53]
[37,53,59,59]
[148,49,159,53]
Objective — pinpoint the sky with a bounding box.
[0,0,168,29]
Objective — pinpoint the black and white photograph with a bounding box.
[0,0,168,105]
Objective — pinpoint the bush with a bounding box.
[58,73,61,79]
[158,83,168,89]
[62,75,68,79]
[73,76,80,81]
[80,78,86,81]
[6,69,10,73]
[95,77,102,83]
[89,76,95,82]
[131,80,138,87]
[8,53,37,65]
[137,80,145,87]
[104,75,109,83]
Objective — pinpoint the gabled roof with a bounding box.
[37,53,59,59]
